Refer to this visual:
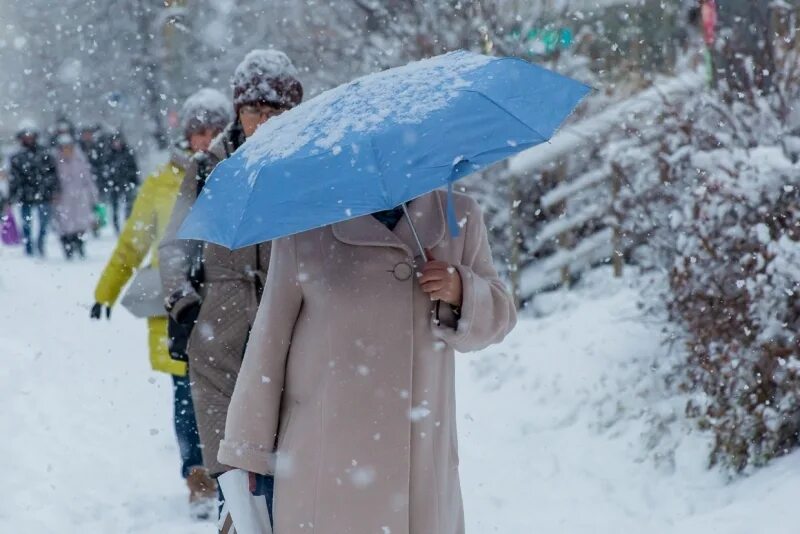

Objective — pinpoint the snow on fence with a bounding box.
[510,71,705,176]
[508,71,706,298]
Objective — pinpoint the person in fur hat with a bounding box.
[159,49,303,531]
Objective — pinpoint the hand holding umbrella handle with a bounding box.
[403,203,465,323]
[418,257,463,307]
[403,203,442,322]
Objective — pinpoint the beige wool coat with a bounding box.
[159,125,271,475]
[218,190,517,534]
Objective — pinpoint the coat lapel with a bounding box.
[331,191,446,257]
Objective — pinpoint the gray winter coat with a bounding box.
[159,123,271,475]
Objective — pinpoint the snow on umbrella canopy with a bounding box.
[178,50,591,249]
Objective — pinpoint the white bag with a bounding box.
[119,266,166,318]
[217,469,273,534]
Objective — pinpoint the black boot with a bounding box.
[74,234,86,259]
[60,235,74,260]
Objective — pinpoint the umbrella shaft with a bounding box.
[402,202,428,262]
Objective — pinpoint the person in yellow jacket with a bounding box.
[89,88,231,519]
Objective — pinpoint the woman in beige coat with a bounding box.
[218,190,517,533]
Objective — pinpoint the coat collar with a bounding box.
[331,191,446,257]
[169,146,191,172]
[207,121,242,162]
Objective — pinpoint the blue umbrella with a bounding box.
[178,50,590,254]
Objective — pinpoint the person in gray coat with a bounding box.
[158,49,303,526]
[51,134,99,259]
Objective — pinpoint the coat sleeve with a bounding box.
[217,236,304,475]
[94,176,158,306]
[158,159,202,317]
[43,152,59,197]
[432,198,517,352]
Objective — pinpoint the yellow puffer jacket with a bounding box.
[94,156,187,376]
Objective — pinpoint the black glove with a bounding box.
[167,302,201,363]
[90,302,111,320]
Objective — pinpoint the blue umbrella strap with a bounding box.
[446,180,461,238]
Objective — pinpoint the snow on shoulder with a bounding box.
[240,50,494,165]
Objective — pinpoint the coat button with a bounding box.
[392,261,413,281]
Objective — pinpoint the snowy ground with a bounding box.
[1,234,796,533]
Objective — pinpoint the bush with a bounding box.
[614,84,800,472]
[667,135,800,471]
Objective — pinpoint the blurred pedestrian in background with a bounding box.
[49,116,77,147]
[100,130,139,234]
[8,120,59,257]
[0,162,21,247]
[90,87,231,520]
[159,49,303,529]
[78,124,106,184]
[78,124,109,236]
[52,133,98,259]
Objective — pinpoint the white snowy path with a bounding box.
[1,236,796,533]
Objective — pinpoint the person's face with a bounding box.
[60,144,75,157]
[20,134,37,147]
[238,104,285,138]
[80,131,94,144]
[188,128,218,152]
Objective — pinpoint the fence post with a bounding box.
[610,161,624,278]
[554,162,572,286]
[508,164,521,309]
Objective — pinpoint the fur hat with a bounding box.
[16,118,39,139]
[181,88,232,140]
[232,49,303,115]
[55,133,75,146]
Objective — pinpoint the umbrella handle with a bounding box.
[402,202,428,262]
[403,202,442,323]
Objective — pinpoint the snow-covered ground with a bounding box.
[1,235,796,533]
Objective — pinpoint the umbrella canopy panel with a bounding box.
[179,51,591,249]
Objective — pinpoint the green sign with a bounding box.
[511,27,574,55]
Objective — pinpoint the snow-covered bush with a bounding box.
[492,20,800,470]
[612,43,800,471]
[471,4,800,474]
[666,129,800,472]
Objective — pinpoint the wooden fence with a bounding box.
[505,71,706,302]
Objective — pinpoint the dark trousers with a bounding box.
[172,374,203,479]
[108,187,136,233]
[20,203,49,256]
